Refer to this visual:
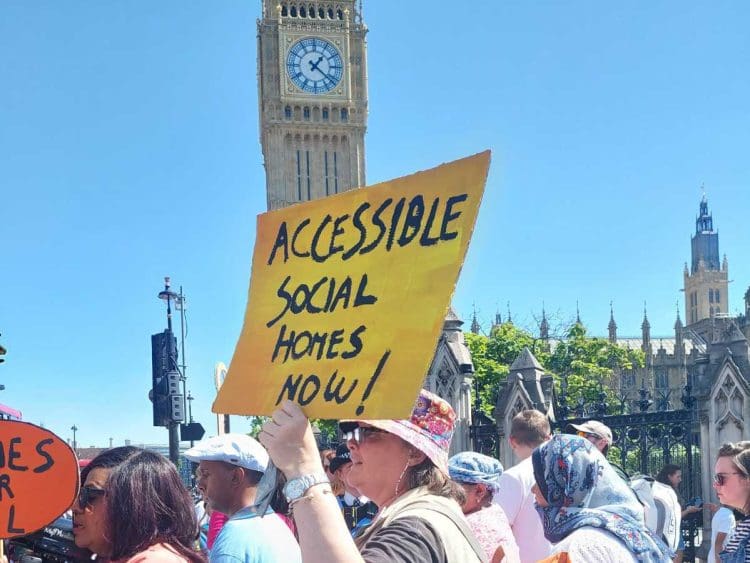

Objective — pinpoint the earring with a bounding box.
[394,460,410,496]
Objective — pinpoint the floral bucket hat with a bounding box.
[340,388,456,473]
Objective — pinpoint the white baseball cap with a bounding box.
[184,433,269,473]
[567,421,613,445]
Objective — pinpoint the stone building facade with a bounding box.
[257,0,367,210]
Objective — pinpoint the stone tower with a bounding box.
[257,1,368,210]
[684,195,729,324]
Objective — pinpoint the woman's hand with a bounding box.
[258,400,324,479]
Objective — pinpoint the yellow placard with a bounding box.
[213,151,490,419]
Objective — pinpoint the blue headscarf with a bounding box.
[532,434,672,562]
[448,451,503,493]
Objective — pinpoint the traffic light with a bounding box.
[151,331,179,427]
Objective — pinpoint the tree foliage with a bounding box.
[466,321,645,419]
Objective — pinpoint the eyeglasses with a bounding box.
[344,426,387,444]
[577,431,601,440]
[714,473,744,486]
[78,485,106,508]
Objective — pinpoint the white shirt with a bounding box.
[551,527,637,562]
[493,456,551,562]
[709,507,736,563]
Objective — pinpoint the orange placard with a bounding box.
[0,421,79,539]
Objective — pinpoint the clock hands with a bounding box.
[308,55,325,75]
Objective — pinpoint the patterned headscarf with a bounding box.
[532,434,672,562]
[448,452,503,493]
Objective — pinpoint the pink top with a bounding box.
[208,511,229,549]
[113,543,190,562]
[465,504,521,563]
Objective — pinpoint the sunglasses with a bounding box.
[714,472,744,486]
[577,431,602,440]
[78,485,106,508]
[344,426,387,444]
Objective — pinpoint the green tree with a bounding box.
[247,416,339,445]
[548,323,644,413]
[466,321,644,420]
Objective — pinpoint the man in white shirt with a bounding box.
[709,506,736,563]
[494,409,552,562]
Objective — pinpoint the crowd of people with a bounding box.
[22,388,750,562]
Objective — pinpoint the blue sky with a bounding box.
[1,1,749,447]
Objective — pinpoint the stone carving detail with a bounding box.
[435,358,455,403]
[511,397,527,418]
[715,373,745,432]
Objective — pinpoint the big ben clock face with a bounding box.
[286,37,343,94]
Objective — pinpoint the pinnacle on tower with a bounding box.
[674,302,683,329]
[641,302,652,358]
[608,301,617,343]
[540,305,549,340]
[575,301,582,325]
[506,302,513,325]
[470,306,480,335]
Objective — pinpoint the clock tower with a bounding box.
[257,1,368,210]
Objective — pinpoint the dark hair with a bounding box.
[718,442,750,513]
[405,457,466,506]
[81,446,141,485]
[510,410,550,447]
[105,450,204,562]
[655,464,681,487]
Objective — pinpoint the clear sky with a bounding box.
[1,1,749,447]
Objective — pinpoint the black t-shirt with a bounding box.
[359,516,449,563]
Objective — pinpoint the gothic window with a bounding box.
[303,106,310,120]
[281,4,288,16]
[655,369,668,389]
[716,290,721,303]
[322,107,329,120]
[341,108,348,122]
[305,150,311,200]
[337,9,343,19]
[328,8,334,18]
[290,5,297,17]
[709,289,715,303]
[284,106,292,119]
[324,151,330,196]
[333,151,339,193]
[318,7,325,18]
[300,5,306,17]
[296,150,302,201]
[710,306,714,317]
[309,5,315,17]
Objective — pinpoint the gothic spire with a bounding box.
[641,302,652,357]
[608,301,617,343]
[641,302,650,330]
[674,302,683,330]
[470,305,480,335]
[575,301,581,325]
[506,302,513,325]
[540,305,549,340]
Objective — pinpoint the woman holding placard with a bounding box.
[259,388,484,563]
[73,447,204,562]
